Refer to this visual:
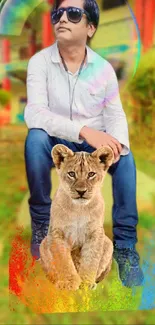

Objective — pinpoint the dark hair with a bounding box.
[52,0,100,29]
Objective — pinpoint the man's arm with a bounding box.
[24,53,86,143]
[103,62,130,155]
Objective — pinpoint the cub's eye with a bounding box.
[68,171,76,178]
[88,172,96,178]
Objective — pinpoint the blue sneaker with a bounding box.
[113,246,144,287]
[31,220,49,260]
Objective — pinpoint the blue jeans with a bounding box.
[24,128,138,249]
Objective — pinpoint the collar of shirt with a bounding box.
[50,40,94,67]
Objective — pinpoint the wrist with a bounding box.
[79,126,90,140]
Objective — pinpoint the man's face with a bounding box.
[53,0,95,45]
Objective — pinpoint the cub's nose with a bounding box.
[76,190,87,197]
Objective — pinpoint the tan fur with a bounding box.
[39,144,114,291]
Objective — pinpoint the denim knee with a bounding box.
[25,128,50,149]
[121,151,136,176]
[125,151,135,165]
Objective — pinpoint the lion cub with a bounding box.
[40,144,114,291]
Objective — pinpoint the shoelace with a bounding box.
[114,248,140,267]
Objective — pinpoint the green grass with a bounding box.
[139,212,155,229]
[134,156,155,180]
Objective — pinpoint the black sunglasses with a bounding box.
[51,6,91,24]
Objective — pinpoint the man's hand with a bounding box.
[80,126,122,161]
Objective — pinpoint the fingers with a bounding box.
[108,141,119,159]
[90,131,122,160]
[113,155,120,164]
[106,133,122,156]
[111,137,122,154]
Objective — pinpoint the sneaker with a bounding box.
[31,220,49,260]
[113,246,144,287]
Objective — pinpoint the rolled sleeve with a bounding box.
[24,53,86,143]
[103,62,130,155]
[46,115,86,143]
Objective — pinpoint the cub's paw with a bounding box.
[89,283,97,290]
[79,281,97,290]
[55,276,81,291]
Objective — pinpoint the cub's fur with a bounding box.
[40,144,114,291]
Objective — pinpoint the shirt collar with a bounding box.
[51,40,94,64]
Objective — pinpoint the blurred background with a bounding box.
[0,0,155,324]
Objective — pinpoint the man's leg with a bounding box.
[107,152,138,248]
[79,142,144,287]
[24,128,80,260]
[106,151,144,287]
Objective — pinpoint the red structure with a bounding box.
[42,0,55,48]
[135,0,155,52]
[143,0,155,52]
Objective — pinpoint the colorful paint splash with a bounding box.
[9,227,35,297]
[9,227,145,314]
[0,0,44,36]
[138,233,155,310]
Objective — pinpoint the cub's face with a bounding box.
[51,144,114,204]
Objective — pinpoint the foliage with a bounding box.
[0,89,11,107]
[139,212,155,229]
[124,49,155,135]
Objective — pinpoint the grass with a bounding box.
[139,211,155,229]
[133,155,155,180]
[1,124,155,324]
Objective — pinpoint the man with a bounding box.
[24,0,144,287]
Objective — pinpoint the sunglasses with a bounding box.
[51,6,91,24]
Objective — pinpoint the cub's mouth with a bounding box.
[72,197,90,204]
[75,196,87,200]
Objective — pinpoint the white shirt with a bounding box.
[24,40,130,155]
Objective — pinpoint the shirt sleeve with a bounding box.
[24,53,86,143]
[103,62,130,155]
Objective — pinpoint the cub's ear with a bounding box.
[90,146,114,170]
[51,144,75,169]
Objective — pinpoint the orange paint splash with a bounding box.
[9,227,98,314]
[9,227,35,297]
